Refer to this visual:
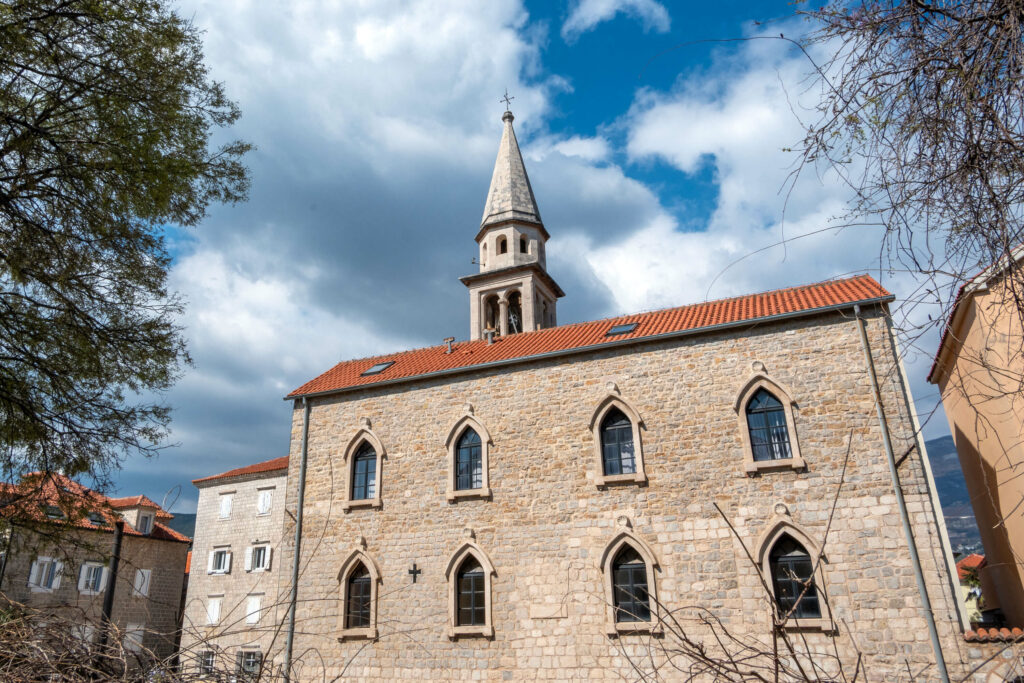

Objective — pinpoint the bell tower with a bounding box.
[461,108,564,340]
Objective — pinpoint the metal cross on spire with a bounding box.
[501,89,514,112]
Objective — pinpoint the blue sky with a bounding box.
[109,0,952,514]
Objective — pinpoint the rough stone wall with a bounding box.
[280,305,982,681]
[0,526,189,660]
[180,469,288,675]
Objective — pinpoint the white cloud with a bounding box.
[562,0,670,42]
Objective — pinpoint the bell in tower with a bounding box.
[460,106,564,340]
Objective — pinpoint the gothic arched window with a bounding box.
[601,408,636,476]
[746,388,792,462]
[351,442,377,500]
[769,535,821,619]
[345,563,372,628]
[455,428,482,491]
[612,546,650,623]
[456,557,486,626]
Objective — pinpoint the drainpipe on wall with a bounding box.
[282,396,310,683]
[96,519,125,651]
[854,304,950,683]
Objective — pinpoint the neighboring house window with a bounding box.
[246,594,263,625]
[746,389,792,462]
[601,408,636,476]
[444,541,496,638]
[769,535,821,620]
[87,511,105,526]
[199,650,216,674]
[219,493,233,519]
[208,548,232,575]
[28,556,63,592]
[78,562,105,595]
[136,512,153,535]
[456,557,486,626]
[345,564,372,629]
[132,568,151,597]
[351,442,376,500]
[611,546,650,623]
[455,429,482,491]
[124,623,144,653]
[44,505,64,519]
[245,544,272,572]
[256,488,273,515]
[206,596,222,625]
[236,650,262,679]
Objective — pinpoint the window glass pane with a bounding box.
[747,389,792,461]
[601,409,634,476]
[456,429,482,491]
[769,536,821,619]
[352,444,376,500]
[611,546,650,623]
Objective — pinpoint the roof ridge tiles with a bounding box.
[286,274,891,400]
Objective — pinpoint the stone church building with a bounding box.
[276,110,999,680]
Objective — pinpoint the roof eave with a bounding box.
[459,263,565,297]
[285,294,894,402]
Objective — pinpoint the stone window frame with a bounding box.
[445,407,493,502]
[589,386,648,487]
[341,423,386,512]
[734,367,806,474]
[754,515,835,633]
[336,538,381,641]
[444,535,496,639]
[599,525,662,636]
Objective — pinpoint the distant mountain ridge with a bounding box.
[925,436,982,554]
[164,512,195,541]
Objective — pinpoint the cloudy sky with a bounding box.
[113,0,952,513]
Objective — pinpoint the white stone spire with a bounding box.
[480,111,542,228]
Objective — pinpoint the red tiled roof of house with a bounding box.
[288,274,892,399]
[185,551,192,575]
[964,627,1024,643]
[0,471,190,543]
[956,553,986,580]
[192,456,290,485]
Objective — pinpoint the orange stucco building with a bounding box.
[930,248,1024,626]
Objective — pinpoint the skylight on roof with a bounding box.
[606,323,638,336]
[361,361,395,376]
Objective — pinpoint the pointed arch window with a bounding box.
[337,544,381,640]
[456,429,482,491]
[456,557,486,626]
[601,408,635,476]
[756,520,833,631]
[612,546,650,623]
[446,414,492,502]
[351,443,376,500]
[342,428,385,511]
[590,393,647,487]
[735,372,805,474]
[445,541,496,638]
[345,564,372,628]
[747,389,791,462]
[600,530,661,635]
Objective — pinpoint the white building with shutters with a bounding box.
[181,456,288,677]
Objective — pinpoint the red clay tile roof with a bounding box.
[957,553,986,580]
[288,274,892,399]
[192,456,290,485]
[0,471,190,543]
[185,551,192,575]
[964,627,1024,643]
